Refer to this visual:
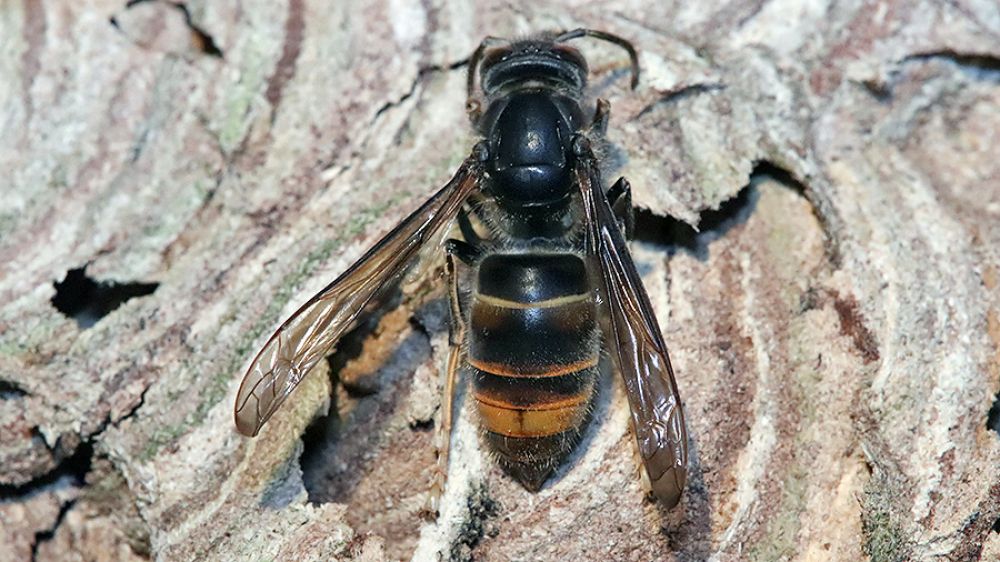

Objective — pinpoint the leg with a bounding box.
[426,253,466,516]
[445,238,480,266]
[606,177,635,240]
[445,208,487,265]
[591,98,611,136]
[457,209,482,247]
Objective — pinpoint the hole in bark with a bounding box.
[0,440,93,500]
[299,307,392,501]
[633,175,755,257]
[408,417,434,431]
[299,292,441,561]
[298,371,344,496]
[329,309,391,398]
[750,161,808,194]
[51,267,158,329]
[300,288,409,492]
[988,390,1000,436]
[633,160,831,264]
[0,379,28,400]
[993,515,999,534]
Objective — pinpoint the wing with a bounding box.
[575,151,688,508]
[234,157,481,436]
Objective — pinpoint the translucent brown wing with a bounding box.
[576,151,688,508]
[234,158,481,436]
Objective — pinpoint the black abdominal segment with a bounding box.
[467,253,598,489]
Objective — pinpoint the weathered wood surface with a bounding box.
[2,1,999,560]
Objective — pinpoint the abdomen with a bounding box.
[467,252,598,490]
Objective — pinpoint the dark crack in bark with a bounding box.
[111,0,223,58]
[0,441,92,501]
[634,82,726,120]
[30,497,77,562]
[0,379,29,400]
[371,57,471,127]
[51,266,159,329]
[988,390,1000,436]
[864,49,1000,97]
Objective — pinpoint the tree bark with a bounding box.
[1,1,999,561]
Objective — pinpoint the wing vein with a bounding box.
[233,158,480,436]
